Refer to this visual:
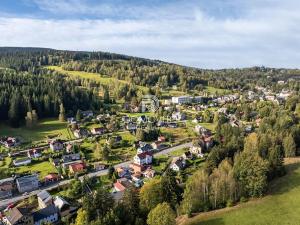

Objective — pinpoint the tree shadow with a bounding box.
[267,161,300,196]
[189,217,225,225]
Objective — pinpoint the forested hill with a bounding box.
[0,47,161,71]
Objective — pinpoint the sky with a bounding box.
[0,0,300,69]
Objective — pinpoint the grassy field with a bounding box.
[46,66,148,92]
[204,86,232,95]
[180,158,300,225]
[16,161,58,179]
[0,118,72,146]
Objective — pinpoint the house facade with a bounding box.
[133,152,153,165]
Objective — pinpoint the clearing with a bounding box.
[0,118,72,146]
[46,66,148,92]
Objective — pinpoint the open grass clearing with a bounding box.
[0,118,72,147]
[46,66,148,92]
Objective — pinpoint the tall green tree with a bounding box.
[283,134,296,157]
[147,203,176,225]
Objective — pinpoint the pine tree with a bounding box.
[104,89,110,104]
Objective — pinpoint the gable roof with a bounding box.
[136,152,153,159]
[37,190,52,203]
[32,205,58,222]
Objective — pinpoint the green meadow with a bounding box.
[181,159,300,225]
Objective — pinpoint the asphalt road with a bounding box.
[0,141,192,209]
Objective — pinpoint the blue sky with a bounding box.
[0,0,299,69]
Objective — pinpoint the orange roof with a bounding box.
[69,163,85,172]
[114,182,126,191]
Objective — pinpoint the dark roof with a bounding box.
[32,205,58,222]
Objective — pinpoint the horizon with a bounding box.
[0,0,300,69]
[2,46,300,70]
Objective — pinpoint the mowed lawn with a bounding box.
[0,119,72,145]
[16,161,58,179]
[181,159,300,225]
[46,66,148,92]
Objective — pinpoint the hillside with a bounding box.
[180,158,300,225]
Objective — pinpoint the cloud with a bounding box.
[0,0,300,68]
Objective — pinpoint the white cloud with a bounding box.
[1,0,300,68]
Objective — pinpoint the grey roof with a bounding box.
[32,205,58,222]
[54,196,70,210]
[37,190,52,203]
[16,174,38,184]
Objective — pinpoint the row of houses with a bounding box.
[2,190,76,225]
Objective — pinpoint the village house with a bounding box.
[81,110,94,118]
[13,157,32,167]
[172,111,186,121]
[16,174,39,193]
[91,127,106,135]
[116,167,130,178]
[189,145,203,158]
[113,178,132,192]
[61,160,82,169]
[0,177,14,199]
[37,190,53,209]
[73,128,89,138]
[54,196,71,218]
[44,173,59,184]
[3,207,34,225]
[49,140,64,152]
[170,157,186,171]
[32,205,59,225]
[27,149,42,159]
[93,162,106,171]
[62,153,81,163]
[126,122,137,131]
[171,96,192,104]
[133,152,153,165]
[129,163,145,174]
[137,142,153,154]
[143,168,156,179]
[68,162,86,175]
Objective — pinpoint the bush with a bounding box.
[226,199,233,207]
[240,197,248,203]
